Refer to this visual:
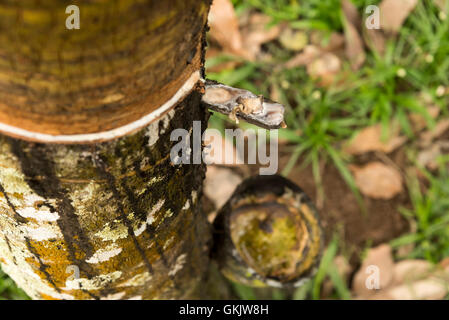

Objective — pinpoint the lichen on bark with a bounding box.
[0,91,211,300]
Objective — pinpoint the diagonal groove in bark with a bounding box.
[6,139,107,299]
[93,153,155,275]
[121,176,183,291]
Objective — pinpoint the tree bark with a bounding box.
[0,0,212,300]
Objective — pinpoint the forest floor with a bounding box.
[203,0,449,300]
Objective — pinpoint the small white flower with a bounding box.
[436,85,446,97]
[396,68,406,78]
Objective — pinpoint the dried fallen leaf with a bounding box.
[417,144,441,170]
[409,105,440,132]
[379,0,418,34]
[284,45,322,69]
[204,166,243,210]
[342,0,366,70]
[208,0,251,59]
[392,260,433,285]
[396,243,415,259]
[434,0,448,11]
[363,28,386,56]
[240,12,282,60]
[335,255,352,281]
[351,162,403,199]
[322,32,346,52]
[385,278,448,300]
[420,118,449,147]
[342,0,362,28]
[352,244,394,297]
[357,253,449,300]
[344,124,407,155]
[439,257,449,271]
[322,255,352,298]
[310,31,345,52]
[284,31,345,79]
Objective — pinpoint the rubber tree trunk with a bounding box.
[0,0,212,300]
